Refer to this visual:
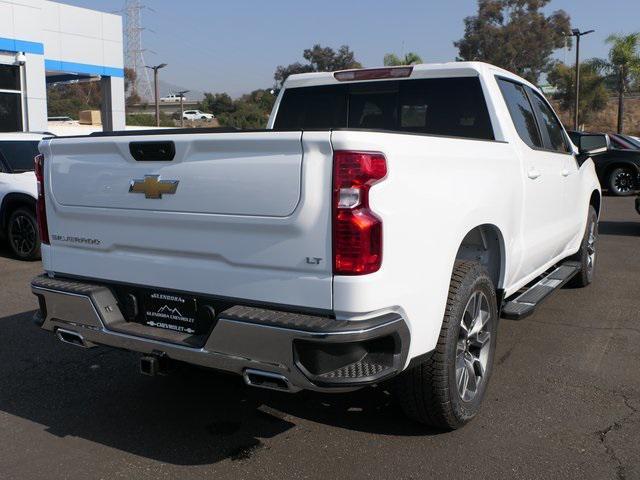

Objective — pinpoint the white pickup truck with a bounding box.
[32,62,604,430]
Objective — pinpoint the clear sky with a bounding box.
[59,0,640,97]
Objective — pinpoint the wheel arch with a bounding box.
[604,161,640,179]
[454,224,506,291]
[0,193,36,232]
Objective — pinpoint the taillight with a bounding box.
[333,151,387,275]
[34,153,49,245]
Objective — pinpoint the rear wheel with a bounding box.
[7,207,41,260]
[395,261,498,430]
[567,205,598,288]
[607,167,636,196]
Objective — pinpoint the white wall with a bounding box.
[43,2,124,74]
[0,0,124,132]
[0,0,44,45]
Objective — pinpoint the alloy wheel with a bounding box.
[456,291,492,402]
[586,218,597,275]
[9,213,37,257]
[613,170,634,194]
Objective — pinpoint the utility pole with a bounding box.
[178,90,189,127]
[146,63,167,126]
[567,28,595,131]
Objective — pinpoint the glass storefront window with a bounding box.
[0,64,21,91]
[0,93,23,132]
[0,64,23,132]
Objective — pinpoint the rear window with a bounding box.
[0,141,39,172]
[274,77,494,140]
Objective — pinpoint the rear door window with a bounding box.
[497,79,542,149]
[274,77,494,140]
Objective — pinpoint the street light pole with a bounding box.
[568,29,594,131]
[177,90,189,128]
[146,63,168,127]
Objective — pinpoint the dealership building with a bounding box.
[0,0,125,133]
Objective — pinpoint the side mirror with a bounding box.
[576,133,609,165]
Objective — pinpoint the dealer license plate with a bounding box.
[143,291,200,334]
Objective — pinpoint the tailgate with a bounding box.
[40,131,334,310]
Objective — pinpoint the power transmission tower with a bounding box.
[124,0,153,101]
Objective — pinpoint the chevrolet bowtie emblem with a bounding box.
[129,175,179,199]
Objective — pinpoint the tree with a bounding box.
[217,102,267,129]
[47,80,102,119]
[592,33,640,133]
[124,68,140,107]
[124,67,136,93]
[238,89,276,114]
[383,52,423,66]
[126,91,141,107]
[274,63,314,88]
[547,60,608,124]
[302,44,361,71]
[455,0,571,83]
[274,44,362,87]
[200,92,235,115]
[202,89,277,129]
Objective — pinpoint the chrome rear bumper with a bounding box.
[31,274,410,392]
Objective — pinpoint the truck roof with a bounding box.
[283,61,538,92]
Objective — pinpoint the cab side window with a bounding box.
[497,78,542,149]
[526,88,571,153]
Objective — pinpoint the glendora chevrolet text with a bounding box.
[31,62,603,430]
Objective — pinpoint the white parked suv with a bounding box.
[32,63,603,429]
[182,110,214,121]
[0,132,51,260]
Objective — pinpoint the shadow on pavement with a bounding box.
[599,220,640,237]
[0,310,438,467]
[0,240,13,259]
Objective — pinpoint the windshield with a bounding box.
[274,77,495,141]
[0,141,39,172]
[620,135,640,150]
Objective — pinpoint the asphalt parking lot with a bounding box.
[0,196,638,480]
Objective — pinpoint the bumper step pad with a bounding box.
[501,260,581,320]
[222,305,400,333]
[318,360,391,380]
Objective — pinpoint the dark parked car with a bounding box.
[569,131,640,196]
[610,133,640,151]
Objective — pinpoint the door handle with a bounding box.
[561,169,571,177]
[527,169,541,180]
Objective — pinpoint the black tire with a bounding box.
[567,206,598,288]
[607,167,636,196]
[395,261,498,430]
[7,207,41,260]
[201,116,207,120]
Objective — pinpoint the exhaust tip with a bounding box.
[56,328,89,348]
[243,369,292,392]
